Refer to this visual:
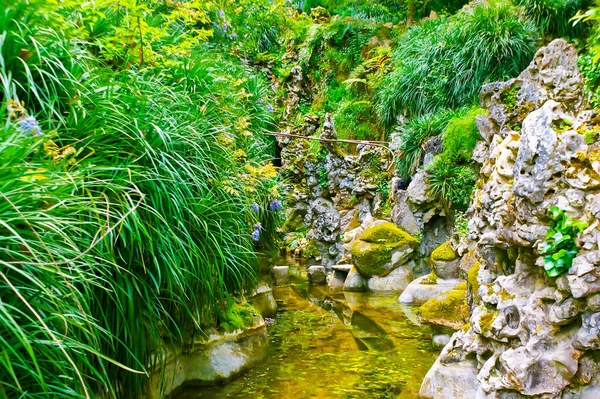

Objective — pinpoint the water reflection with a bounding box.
[176,260,449,399]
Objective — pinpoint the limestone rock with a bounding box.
[366,265,413,293]
[307,266,327,285]
[399,275,464,305]
[350,222,418,277]
[344,266,366,292]
[418,283,468,329]
[430,241,460,280]
[271,266,289,286]
[248,283,277,318]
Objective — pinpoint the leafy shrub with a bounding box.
[393,109,458,179]
[427,159,477,211]
[515,0,584,37]
[578,49,600,108]
[377,3,540,127]
[541,206,588,277]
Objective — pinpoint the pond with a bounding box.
[176,262,447,399]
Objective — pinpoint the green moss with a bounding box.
[219,300,258,333]
[360,222,419,245]
[467,261,481,302]
[498,288,515,301]
[500,86,519,110]
[351,222,419,276]
[430,241,457,262]
[421,272,438,285]
[418,285,468,328]
[344,210,361,232]
[282,207,307,232]
[303,239,321,258]
[478,308,497,335]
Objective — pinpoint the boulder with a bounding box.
[344,266,366,292]
[271,266,289,286]
[419,357,479,399]
[399,275,464,305]
[307,266,327,285]
[350,222,418,277]
[366,265,413,293]
[328,264,352,291]
[430,241,460,280]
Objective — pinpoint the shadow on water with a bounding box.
[176,256,450,399]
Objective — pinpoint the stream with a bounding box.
[177,260,449,398]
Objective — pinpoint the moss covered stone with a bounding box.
[431,241,457,262]
[303,239,321,259]
[467,261,481,302]
[282,207,307,232]
[350,222,418,277]
[417,283,468,329]
[421,272,438,285]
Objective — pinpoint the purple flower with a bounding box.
[231,31,237,39]
[219,9,225,17]
[255,222,262,231]
[266,104,274,113]
[269,199,283,212]
[17,116,42,136]
[251,229,260,242]
[251,203,260,214]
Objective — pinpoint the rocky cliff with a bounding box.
[421,39,600,399]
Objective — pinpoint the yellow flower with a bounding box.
[20,168,48,182]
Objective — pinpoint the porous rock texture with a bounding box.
[420,39,600,399]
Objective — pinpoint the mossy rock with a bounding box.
[417,283,468,330]
[350,222,418,277]
[344,211,361,232]
[430,241,457,262]
[467,261,481,302]
[303,239,321,259]
[282,207,307,232]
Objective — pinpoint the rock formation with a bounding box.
[421,39,600,399]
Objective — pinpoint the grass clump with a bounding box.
[0,2,283,398]
[377,2,539,127]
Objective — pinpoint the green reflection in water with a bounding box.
[177,272,446,399]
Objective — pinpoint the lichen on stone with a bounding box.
[421,272,438,285]
[430,241,457,262]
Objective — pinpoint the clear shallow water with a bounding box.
[177,263,446,399]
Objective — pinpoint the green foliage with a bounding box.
[454,212,470,239]
[573,3,600,62]
[427,159,477,211]
[377,3,540,127]
[515,0,585,37]
[578,50,600,108]
[0,1,282,398]
[393,109,458,179]
[541,206,588,277]
[442,106,485,163]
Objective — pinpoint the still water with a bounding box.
[177,264,446,398]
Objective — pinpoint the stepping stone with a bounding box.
[271,266,289,286]
[308,266,327,285]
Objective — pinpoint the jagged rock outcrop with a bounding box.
[420,39,600,399]
[280,114,393,266]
